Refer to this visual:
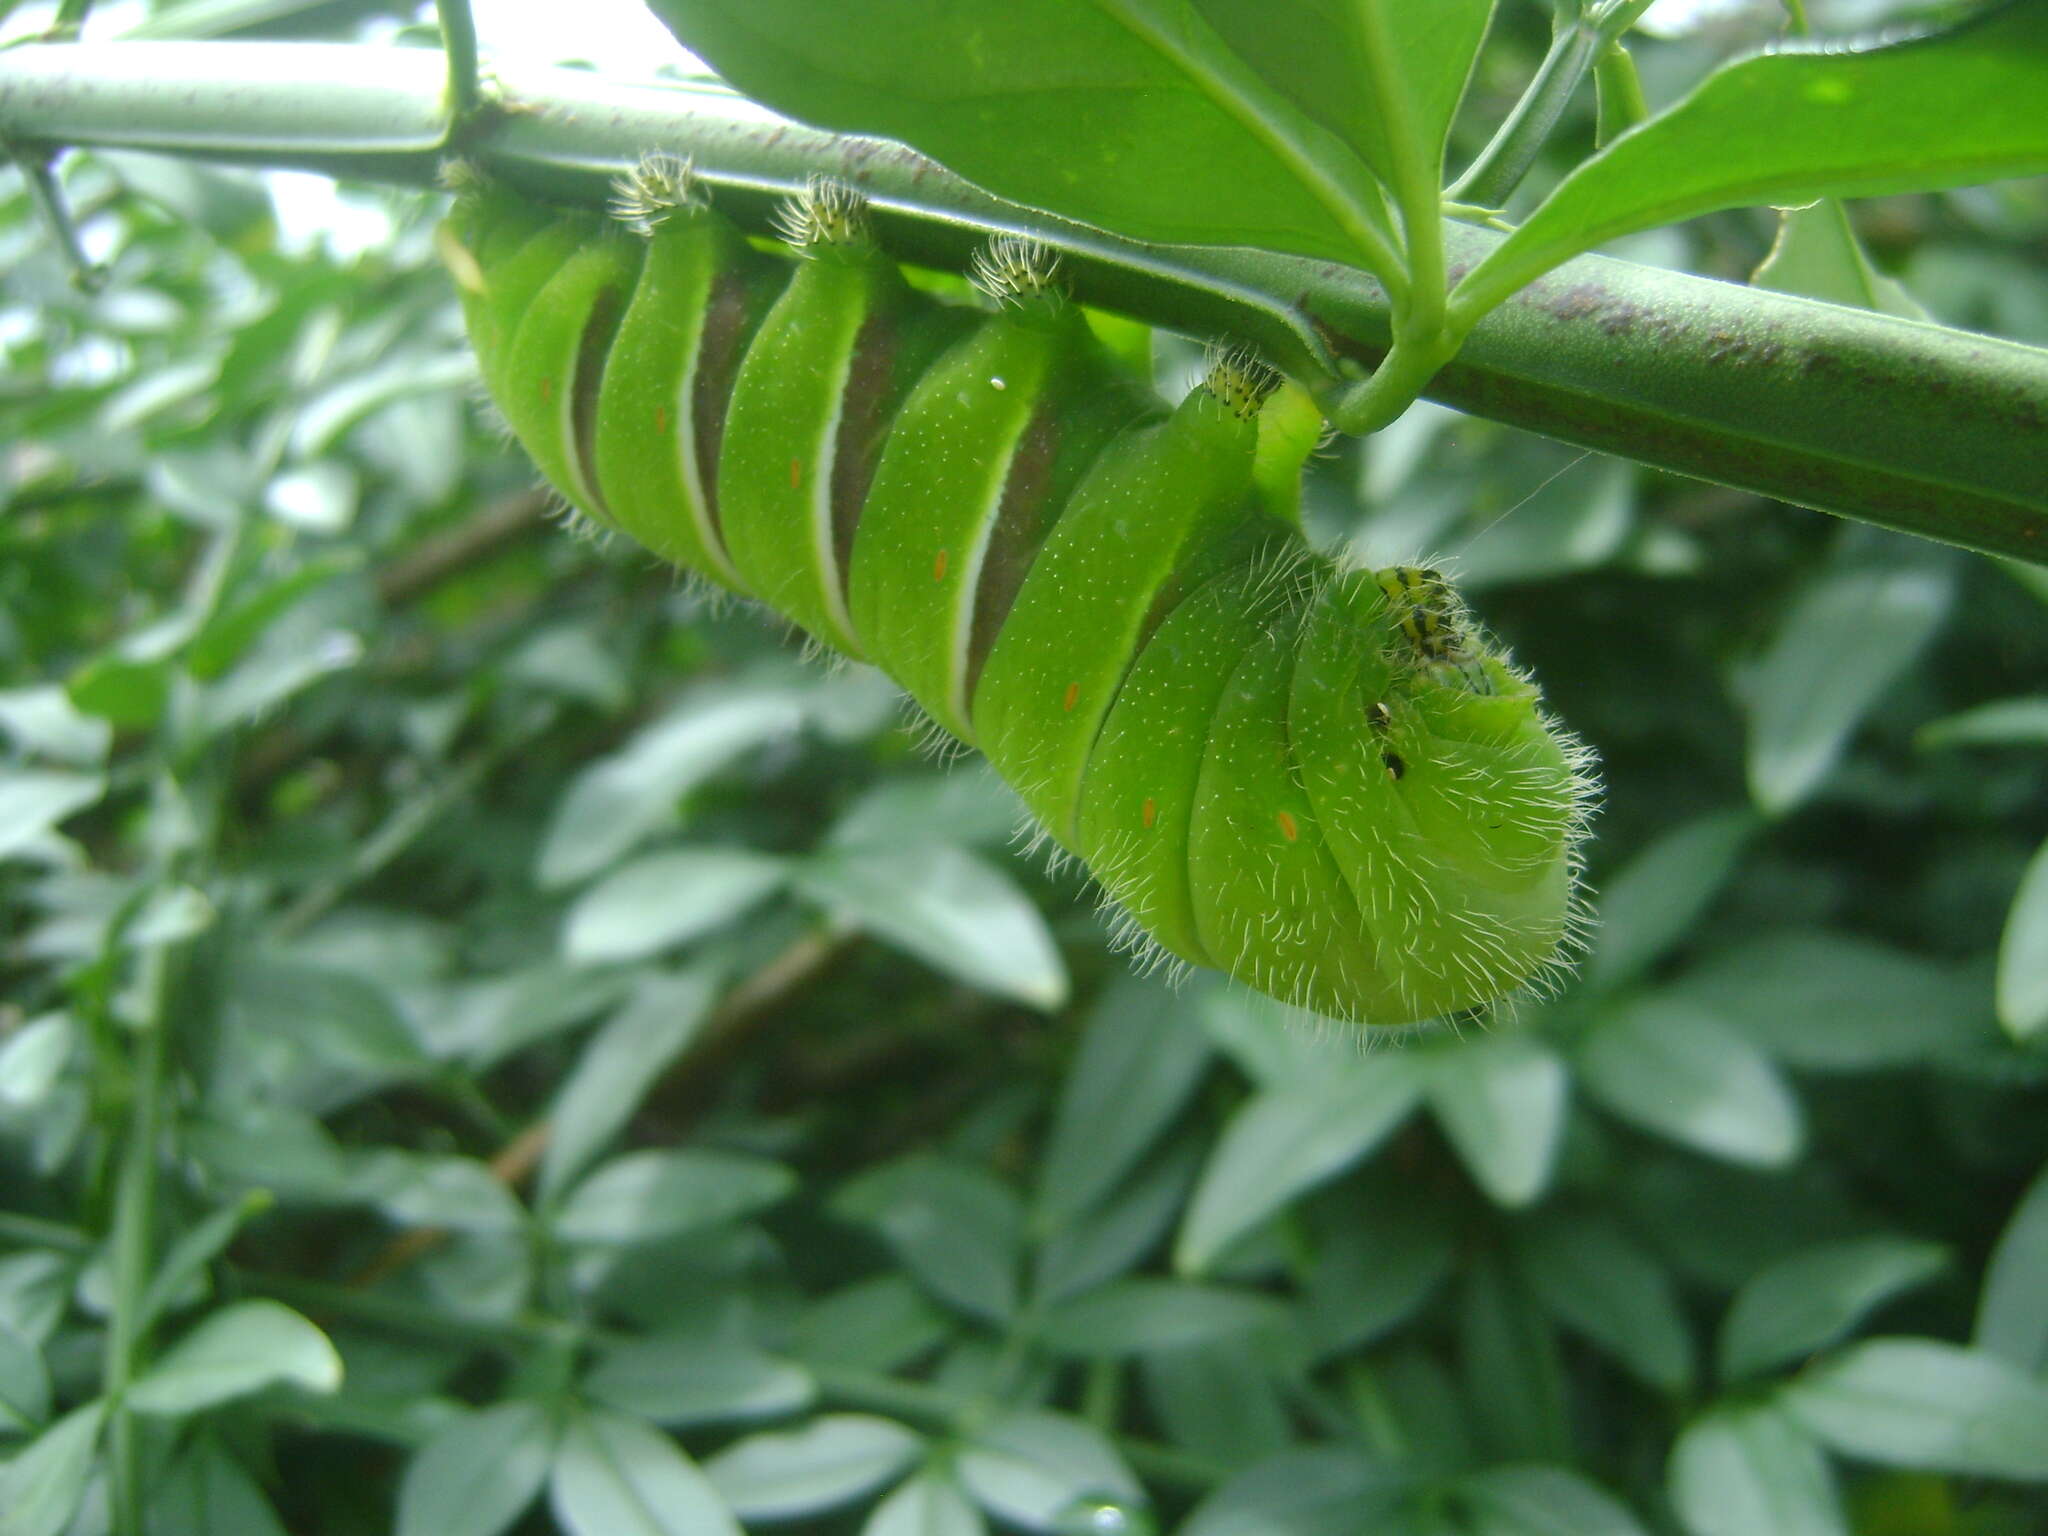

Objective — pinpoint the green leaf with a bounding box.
[554,1149,796,1245]
[1671,930,1996,1070]
[790,1275,953,1375]
[1585,810,1755,994]
[1039,1278,1287,1357]
[1668,1403,1846,1536]
[956,1410,1144,1534]
[538,969,719,1203]
[150,1434,292,1536]
[0,1013,74,1111]
[1718,1236,1950,1383]
[1578,996,1803,1167]
[1917,696,2048,750]
[645,0,1438,271]
[1997,834,2048,1040]
[363,1154,525,1234]
[585,1331,815,1429]
[126,1299,343,1415]
[1976,1160,2048,1374]
[1516,1209,1693,1396]
[1033,1137,1199,1305]
[507,624,632,714]
[1458,2,2048,314]
[0,1322,51,1435]
[561,848,786,965]
[536,694,803,889]
[1200,989,1365,1086]
[187,554,361,679]
[0,770,104,862]
[230,956,429,1085]
[1299,1174,1455,1359]
[1142,1334,1294,1468]
[549,1406,739,1536]
[66,653,171,731]
[196,624,364,737]
[1035,975,1211,1231]
[794,844,1067,1012]
[1743,547,1954,816]
[136,1190,274,1336]
[1179,1448,1406,1536]
[1752,199,1927,320]
[835,1156,1024,1323]
[705,1414,922,1521]
[1449,1463,1649,1536]
[864,1471,987,1536]
[0,1399,106,1536]
[1421,1033,1568,1208]
[1458,1252,1569,1464]
[1176,1057,1423,1273]
[0,685,111,767]
[396,1399,554,1536]
[1783,1337,2048,1480]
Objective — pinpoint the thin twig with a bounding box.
[345,926,854,1290]
[373,488,550,607]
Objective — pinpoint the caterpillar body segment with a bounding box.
[594,203,780,586]
[442,168,1596,1027]
[970,376,1291,848]
[849,299,1153,743]
[1076,554,1306,972]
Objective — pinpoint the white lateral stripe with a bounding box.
[947,411,1034,733]
[812,337,858,646]
[672,284,742,586]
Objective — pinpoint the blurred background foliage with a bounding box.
[1,1,2046,1533]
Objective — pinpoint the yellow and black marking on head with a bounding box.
[1202,344,1283,421]
[1375,565,1460,658]
[1373,565,1498,696]
[771,174,872,251]
[610,152,705,234]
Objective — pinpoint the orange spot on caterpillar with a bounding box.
[1062,682,1080,713]
[1276,810,1299,842]
[539,377,555,403]
[933,549,949,582]
[1142,797,1157,829]
[789,457,802,489]
[654,405,669,434]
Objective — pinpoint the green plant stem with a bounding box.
[1451,11,1603,210]
[813,1366,1228,1492]
[0,1209,94,1253]
[1324,0,1459,434]
[433,0,480,131]
[15,149,102,290]
[1451,0,1656,211]
[47,0,94,40]
[101,959,168,1536]
[274,709,547,938]
[0,41,2044,563]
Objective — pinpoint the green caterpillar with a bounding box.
[439,157,1596,1027]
